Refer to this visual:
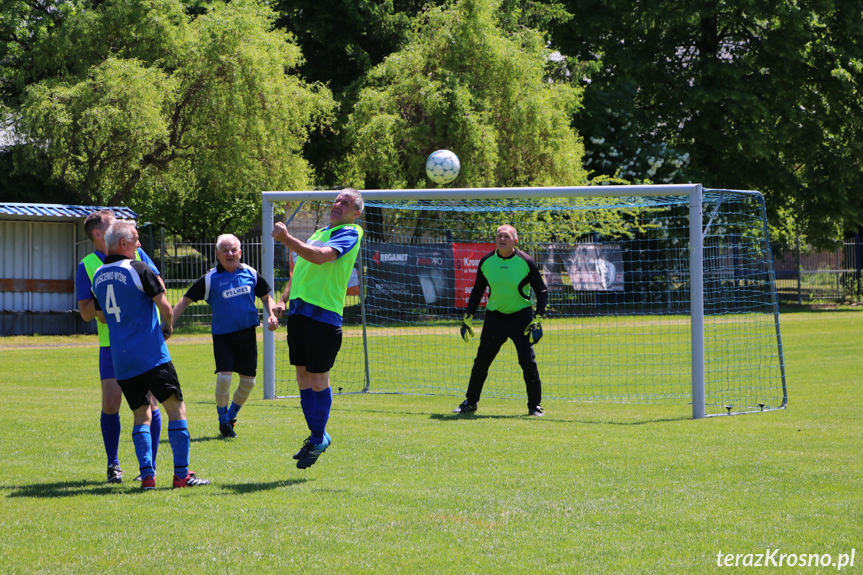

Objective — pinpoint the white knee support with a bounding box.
[215,373,232,408]
[232,375,256,406]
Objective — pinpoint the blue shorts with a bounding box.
[99,346,115,380]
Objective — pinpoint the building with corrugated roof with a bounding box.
[0,203,140,335]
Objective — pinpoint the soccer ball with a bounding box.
[425,149,461,185]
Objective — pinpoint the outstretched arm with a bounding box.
[172,296,193,328]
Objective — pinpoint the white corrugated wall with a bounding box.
[0,220,82,334]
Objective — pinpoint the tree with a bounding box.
[270,0,572,188]
[9,0,334,240]
[339,0,606,243]
[343,0,587,191]
[554,0,863,248]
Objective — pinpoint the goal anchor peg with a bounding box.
[759,403,765,411]
[725,405,733,415]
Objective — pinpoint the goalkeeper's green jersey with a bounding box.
[466,249,548,316]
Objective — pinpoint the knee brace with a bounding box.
[215,373,232,408]
[232,375,256,406]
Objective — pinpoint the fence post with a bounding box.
[795,233,802,305]
[856,234,862,298]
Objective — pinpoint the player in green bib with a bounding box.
[454,224,549,416]
[272,189,364,469]
[76,209,164,483]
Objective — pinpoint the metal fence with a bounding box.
[137,227,863,328]
[138,228,290,326]
[773,235,863,304]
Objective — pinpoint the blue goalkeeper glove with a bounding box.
[460,313,475,342]
[524,314,545,344]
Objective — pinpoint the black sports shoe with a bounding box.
[296,434,331,470]
[292,436,311,460]
[293,432,330,461]
[452,400,477,414]
[528,405,544,417]
[107,464,123,484]
[219,421,237,438]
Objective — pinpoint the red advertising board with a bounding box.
[452,242,495,308]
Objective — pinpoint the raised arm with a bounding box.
[271,222,338,265]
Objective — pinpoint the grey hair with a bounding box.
[339,188,364,213]
[216,234,241,251]
[105,221,137,251]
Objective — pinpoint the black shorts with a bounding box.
[212,326,258,376]
[287,314,342,374]
[118,362,184,411]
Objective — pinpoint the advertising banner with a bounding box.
[452,242,495,308]
[365,242,455,308]
[564,243,625,291]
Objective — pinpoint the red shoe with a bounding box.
[141,475,156,491]
[173,472,211,488]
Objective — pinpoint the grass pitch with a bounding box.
[1,310,861,574]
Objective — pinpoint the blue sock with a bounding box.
[150,408,162,471]
[217,405,229,424]
[299,388,314,432]
[132,424,154,479]
[310,387,332,445]
[101,412,121,467]
[168,420,190,479]
[227,402,241,421]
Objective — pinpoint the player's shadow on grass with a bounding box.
[5,478,310,498]
[429,413,530,421]
[218,478,308,494]
[429,413,692,425]
[190,435,231,443]
[5,480,124,499]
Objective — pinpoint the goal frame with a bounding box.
[261,184,786,419]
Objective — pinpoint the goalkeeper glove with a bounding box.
[524,314,545,344]
[460,313,475,342]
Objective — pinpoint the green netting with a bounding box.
[274,188,787,417]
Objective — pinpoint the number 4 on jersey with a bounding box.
[105,284,122,322]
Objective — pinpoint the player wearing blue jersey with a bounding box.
[454,224,548,417]
[272,189,364,469]
[92,221,210,490]
[76,209,163,483]
[172,234,279,438]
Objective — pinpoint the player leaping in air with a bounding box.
[272,189,364,469]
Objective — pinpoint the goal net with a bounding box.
[261,185,787,418]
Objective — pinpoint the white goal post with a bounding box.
[261,184,788,419]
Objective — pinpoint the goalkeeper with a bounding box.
[454,224,548,417]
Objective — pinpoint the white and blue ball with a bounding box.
[425,149,461,185]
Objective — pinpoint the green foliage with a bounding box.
[10,0,335,240]
[344,0,588,190]
[555,0,863,248]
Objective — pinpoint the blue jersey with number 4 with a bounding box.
[92,256,171,380]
